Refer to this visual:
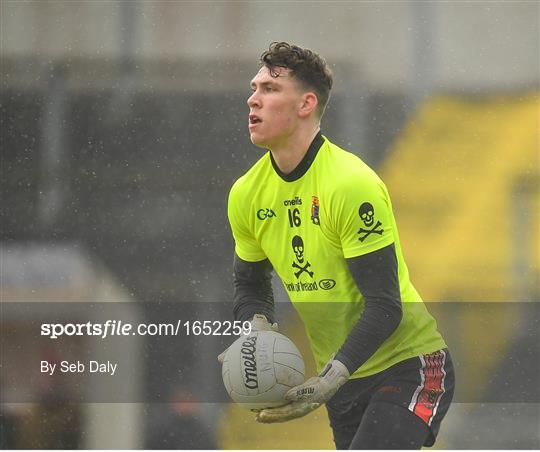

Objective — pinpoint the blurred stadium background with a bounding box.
[1,1,538,449]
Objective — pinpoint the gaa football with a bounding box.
[222,330,305,410]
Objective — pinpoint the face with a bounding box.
[247,66,306,149]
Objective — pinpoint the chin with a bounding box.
[249,133,268,148]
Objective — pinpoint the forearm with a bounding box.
[335,244,403,374]
[232,253,276,323]
[335,298,402,374]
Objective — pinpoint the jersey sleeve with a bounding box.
[332,171,395,259]
[227,180,267,262]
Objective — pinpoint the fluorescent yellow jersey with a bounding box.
[228,134,446,378]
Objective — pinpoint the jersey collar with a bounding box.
[269,132,324,182]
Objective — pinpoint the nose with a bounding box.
[247,91,261,109]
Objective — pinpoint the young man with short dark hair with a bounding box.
[223,42,454,449]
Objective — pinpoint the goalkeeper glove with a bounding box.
[256,359,350,423]
[217,314,278,364]
[249,313,279,333]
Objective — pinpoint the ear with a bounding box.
[298,92,319,118]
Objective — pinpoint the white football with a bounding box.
[222,330,305,410]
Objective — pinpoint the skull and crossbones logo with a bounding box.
[291,235,314,278]
[358,202,384,242]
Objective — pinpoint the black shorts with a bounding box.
[326,349,455,449]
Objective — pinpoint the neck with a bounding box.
[269,126,320,175]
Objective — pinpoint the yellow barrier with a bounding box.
[382,93,539,302]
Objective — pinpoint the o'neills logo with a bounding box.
[283,196,302,206]
[241,336,258,389]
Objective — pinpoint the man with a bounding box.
[223,42,454,449]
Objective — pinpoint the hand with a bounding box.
[255,399,321,423]
[255,359,350,423]
[217,348,228,365]
[217,314,278,364]
[249,313,279,333]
